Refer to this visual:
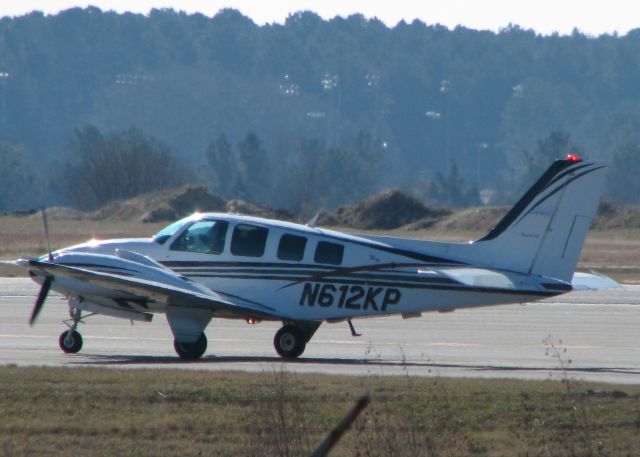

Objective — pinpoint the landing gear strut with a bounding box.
[174,333,207,360]
[59,308,83,354]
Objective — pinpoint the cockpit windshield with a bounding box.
[153,216,195,244]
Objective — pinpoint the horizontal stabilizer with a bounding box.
[438,268,517,289]
[571,271,620,291]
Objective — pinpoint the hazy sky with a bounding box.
[1,0,639,36]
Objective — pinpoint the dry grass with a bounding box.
[0,366,638,457]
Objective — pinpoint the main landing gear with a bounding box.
[173,334,208,360]
[59,308,84,354]
[273,322,321,359]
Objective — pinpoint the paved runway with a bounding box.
[1,278,639,384]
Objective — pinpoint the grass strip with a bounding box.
[0,366,638,456]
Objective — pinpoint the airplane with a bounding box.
[5,154,617,360]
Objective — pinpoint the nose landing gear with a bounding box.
[59,329,83,353]
[59,308,84,354]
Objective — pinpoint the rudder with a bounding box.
[471,155,606,282]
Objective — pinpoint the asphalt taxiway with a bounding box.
[1,278,639,384]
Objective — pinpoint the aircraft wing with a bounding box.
[436,267,519,289]
[25,259,284,320]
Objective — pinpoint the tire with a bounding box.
[174,333,207,360]
[274,325,306,359]
[59,330,83,354]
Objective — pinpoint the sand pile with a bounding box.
[318,189,451,230]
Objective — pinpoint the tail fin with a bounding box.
[471,155,606,282]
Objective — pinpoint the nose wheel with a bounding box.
[59,329,83,353]
[59,307,85,354]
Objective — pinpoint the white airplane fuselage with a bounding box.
[53,213,563,323]
[17,157,612,359]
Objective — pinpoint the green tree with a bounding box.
[318,133,383,208]
[65,125,187,209]
[287,137,325,217]
[522,131,578,187]
[0,141,41,211]
[606,142,640,204]
[236,132,271,203]
[429,162,479,207]
[205,134,236,197]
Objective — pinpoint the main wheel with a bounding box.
[274,325,306,359]
[174,333,207,360]
[59,330,83,354]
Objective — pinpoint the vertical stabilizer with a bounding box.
[470,156,606,282]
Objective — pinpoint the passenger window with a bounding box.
[170,220,229,254]
[278,234,307,261]
[314,241,344,265]
[231,224,269,257]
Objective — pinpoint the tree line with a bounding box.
[1,123,634,214]
[0,8,640,211]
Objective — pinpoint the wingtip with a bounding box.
[571,271,620,291]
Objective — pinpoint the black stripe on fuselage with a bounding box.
[174,269,456,284]
[479,160,594,242]
[60,262,138,273]
[60,263,136,277]
[178,271,556,298]
[160,261,456,271]
[543,162,593,190]
[182,273,455,287]
[513,165,605,225]
[162,261,459,287]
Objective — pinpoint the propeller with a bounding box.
[41,206,53,261]
[30,276,52,326]
[30,207,55,326]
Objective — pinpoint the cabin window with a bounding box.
[277,234,307,261]
[231,224,269,257]
[170,220,229,254]
[314,241,344,265]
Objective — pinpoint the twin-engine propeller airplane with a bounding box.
[5,155,616,360]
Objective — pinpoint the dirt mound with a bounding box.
[89,185,227,222]
[22,188,640,233]
[84,186,293,223]
[142,186,227,223]
[430,206,508,232]
[319,189,451,230]
[592,201,640,230]
[225,199,293,221]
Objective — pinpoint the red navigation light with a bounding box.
[565,153,582,163]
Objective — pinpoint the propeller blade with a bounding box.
[41,207,53,261]
[30,276,52,326]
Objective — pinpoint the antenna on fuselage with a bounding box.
[41,207,53,261]
[306,209,323,228]
[347,318,362,337]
